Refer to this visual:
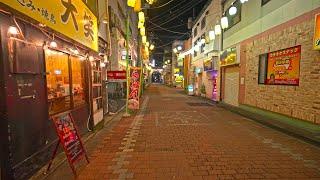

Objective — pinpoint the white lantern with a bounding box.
[229,6,237,16]
[240,0,248,3]
[146,41,150,47]
[221,16,229,29]
[173,48,178,53]
[8,26,19,35]
[142,36,147,44]
[149,44,155,50]
[194,44,200,52]
[138,12,145,23]
[209,30,215,40]
[177,46,182,51]
[201,38,206,44]
[215,24,221,35]
[49,41,58,48]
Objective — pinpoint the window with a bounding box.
[200,34,205,53]
[91,60,103,113]
[201,16,206,29]
[193,42,198,57]
[45,50,87,115]
[45,50,71,115]
[71,56,86,107]
[224,0,242,31]
[261,0,272,6]
[258,53,268,84]
[194,27,198,38]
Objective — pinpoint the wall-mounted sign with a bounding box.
[220,47,239,66]
[107,71,126,82]
[1,0,98,51]
[128,67,141,110]
[314,13,320,50]
[204,58,213,71]
[266,45,301,85]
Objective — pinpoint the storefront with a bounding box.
[220,46,240,106]
[0,0,102,178]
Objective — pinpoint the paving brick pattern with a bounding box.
[78,85,320,179]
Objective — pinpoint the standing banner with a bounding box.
[266,45,301,85]
[47,112,89,176]
[128,67,141,110]
[314,13,320,50]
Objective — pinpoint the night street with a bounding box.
[43,84,320,179]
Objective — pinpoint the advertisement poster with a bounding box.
[314,14,320,50]
[128,67,141,110]
[266,45,301,85]
[220,47,238,66]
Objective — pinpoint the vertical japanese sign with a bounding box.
[314,13,320,50]
[128,67,141,110]
[1,0,98,51]
[266,45,301,85]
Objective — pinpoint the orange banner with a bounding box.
[266,46,301,85]
[314,13,320,50]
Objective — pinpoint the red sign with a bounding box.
[266,45,301,85]
[128,67,141,110]
[47,112,89,176]
[107,71,126,82]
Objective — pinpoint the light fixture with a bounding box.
[146,41,150,47]
[229,6,237,16]
[102,17,108,24]
[49,41,58,48]
[138,22,144,29]
[201,38,206,44]
[100,62,106,68]
[149,44,155,50]
[74,49,79,55]
[209,30,215,40]
[215,24,222,35]
[142,36,147,44]
[177,46,182,51]
[140,27,145,36]
[89,56,94,61]
[8,26,19,35]
[194,44,200,52]
[173,48,178,53]
[138,12,145,23]
[221,16,229,29]
[240,0,248,3]
[127,0,136,7]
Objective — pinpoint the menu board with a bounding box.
[51,112,86,164]
[128,67,141,110]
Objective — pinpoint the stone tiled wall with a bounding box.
[242,15,320,124]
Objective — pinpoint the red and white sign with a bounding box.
[107,71,126,82]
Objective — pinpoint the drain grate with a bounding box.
[186,102,213,106]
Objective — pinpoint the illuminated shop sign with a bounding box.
[314,13,320,50]
[1,0,98,51]
[220,46,239,66]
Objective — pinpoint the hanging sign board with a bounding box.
[107,71,126,82]
[128,67,141,110]
[47,112,89,176]
[1,0,98,51]
[266,45,301,85]
[314,13,320,50]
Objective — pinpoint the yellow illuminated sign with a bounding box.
[1,0,98,51]
[314,14,320,50]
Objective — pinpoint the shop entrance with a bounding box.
[223,66,240,106]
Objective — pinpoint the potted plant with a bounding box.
[200,84,206,97]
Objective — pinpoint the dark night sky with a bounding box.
[146,0,209,66]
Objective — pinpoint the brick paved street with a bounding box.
[77,85,320,180]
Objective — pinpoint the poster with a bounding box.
[1,0,98,51]
[128,67,141,110]
[220,47,238,66]
[314,13,320,50]
[266,45,301,85]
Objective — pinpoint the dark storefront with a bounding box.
[0,1,101,179]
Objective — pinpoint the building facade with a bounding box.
[191,0,222,100]
[221,0,320,124]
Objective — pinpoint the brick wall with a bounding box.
[242,15,320,124]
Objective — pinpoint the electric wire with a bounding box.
[148,0,175,9]
[149,21,187,35]
[150,0,189,21]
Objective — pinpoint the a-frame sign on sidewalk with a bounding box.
[46,111,89,176]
